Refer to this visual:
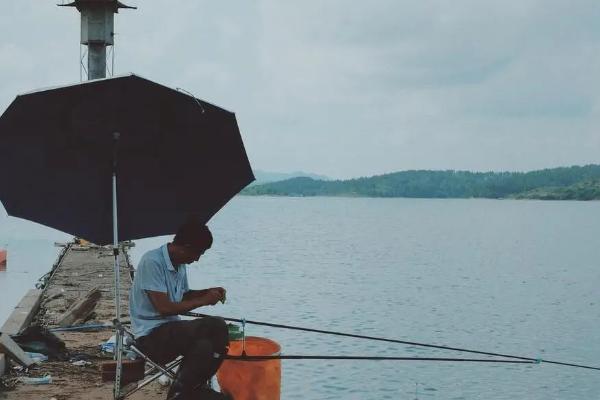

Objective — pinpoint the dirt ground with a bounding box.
[0,331,168,400]
[0,245,169,400]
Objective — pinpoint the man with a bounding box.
[129,220,230,400]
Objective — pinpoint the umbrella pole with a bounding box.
[112,133,124,399]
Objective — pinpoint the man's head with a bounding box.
[170,220,213,264]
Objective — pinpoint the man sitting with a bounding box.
[129,220,230,400]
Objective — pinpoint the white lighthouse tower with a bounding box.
[60,0,136,80]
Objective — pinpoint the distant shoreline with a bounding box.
[239,193,599,201]
[242,165,600,201]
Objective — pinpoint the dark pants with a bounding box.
[137,317,229,396]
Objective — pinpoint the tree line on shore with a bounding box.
[242,165,600,200]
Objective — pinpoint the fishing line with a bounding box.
[184,312,600,371]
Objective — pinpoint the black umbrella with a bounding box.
[0,74,254,245]
[0,74,254,394]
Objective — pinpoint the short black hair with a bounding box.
[173,219,213,249]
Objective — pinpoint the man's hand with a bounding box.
[205,287,226,305]
[203,289,221,306]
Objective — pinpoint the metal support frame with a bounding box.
[123,354,183,398]
[79,45,88,81]
[130,345,179,381]
[80,44,115,81]
[107,45,115,77]
[112,323,183,399]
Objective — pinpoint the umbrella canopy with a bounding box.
[0,74,254,245]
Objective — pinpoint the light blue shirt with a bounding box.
[129,244,189,338]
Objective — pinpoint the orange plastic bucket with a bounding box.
[217,336,281,400]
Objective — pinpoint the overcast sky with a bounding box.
[1,1,599,179]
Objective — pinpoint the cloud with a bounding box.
[1,0,599,178]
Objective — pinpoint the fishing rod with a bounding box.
[49,319,132,333]
[184,312,600,371]
[225,355,535,363]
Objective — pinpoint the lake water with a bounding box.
[1,197,599,399]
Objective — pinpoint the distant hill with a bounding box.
[250,170,330,186]
[242,165,600,200]
[511,179,600,200]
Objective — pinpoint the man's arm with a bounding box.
[183,287,225,301]
[182,289,209,300]
[146,289,222,316]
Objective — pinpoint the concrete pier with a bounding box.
[36,242,132,327]
[1,289,43,336]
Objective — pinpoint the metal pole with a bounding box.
[58,3,136,397]
[113,176,120,321]
[112,132,123,399]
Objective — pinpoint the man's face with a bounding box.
[181,244,208,264]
